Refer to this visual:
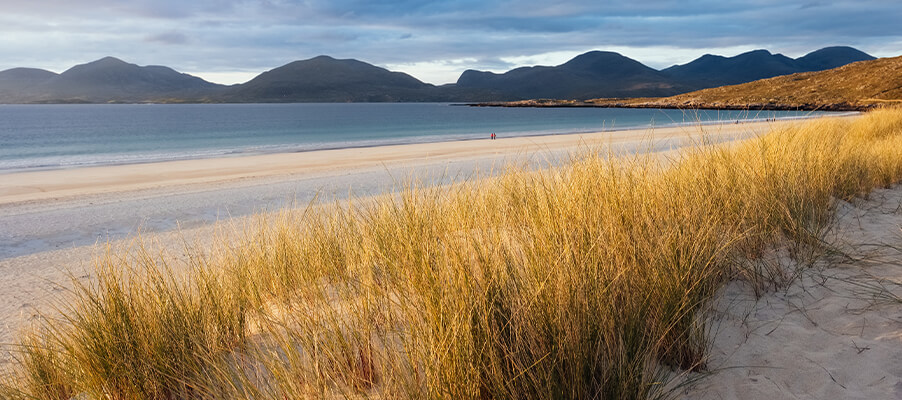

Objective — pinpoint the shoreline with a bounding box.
[5,111,901,400]
[0,115,847,207]
[0,110,838,176]
[0,113,855,311]
[1,111,899,400]
[0,115,857,263]
[467,99,873,112]
[0,117,843,299]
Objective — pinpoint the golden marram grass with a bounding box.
[3,108,902,399]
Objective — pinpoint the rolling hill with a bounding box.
[794,46,876,71]
[0,68,59,103]
[221,55,432,102]
[587,55,902,110]
[660,46,875,88]
[0,57,224,103]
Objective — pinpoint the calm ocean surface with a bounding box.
[0,103,830,173]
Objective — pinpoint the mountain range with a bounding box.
[586,54,902,111]
[658,46,874,88]
[0,57,224,103]
[216,55,502,102]
[456,51,696,99]
[0,46,876,103]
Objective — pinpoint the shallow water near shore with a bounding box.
[0,103,829,172]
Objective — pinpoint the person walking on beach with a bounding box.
[490,133,495,140]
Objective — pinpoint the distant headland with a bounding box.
[470,54,902,112]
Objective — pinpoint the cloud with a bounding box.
[0,0,898,84]
[145,31,189,45]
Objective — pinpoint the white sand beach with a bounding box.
[5,114,899,400]
[0,120,781,205]
[0,119,784,261]
[0,119,782,357]
[679,185,902,399]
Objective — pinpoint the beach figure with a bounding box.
[491,133,495,140]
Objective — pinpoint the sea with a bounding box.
[0,103,834,173]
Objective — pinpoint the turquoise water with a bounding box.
[0,103,829,172]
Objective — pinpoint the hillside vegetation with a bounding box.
[3,109,902,399]
[589,56,902,110]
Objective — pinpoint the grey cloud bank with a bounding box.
[0,0,899,84]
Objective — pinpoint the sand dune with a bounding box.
[6,115,897,400]
[679,186,902,399]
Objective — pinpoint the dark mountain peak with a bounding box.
[664,48,795,87]
[286,55,370,67]
[454,50,686,100]
[64,56,133,73]
[227,56,432,102]
[18,57,224,103]
[60,57,212,83]
[460,68,489,76]
[802,46,873,58]
[560,51,651,73]
[280,55,343,69]
[0,67,58,81]
[309,55,337,61]
[255,56,426,88]
[94,56,128,65]
[274,56,379,74]
[796,46,875,71]
[738,49,773,57]
[660,53,722,71]
[0,68,59,101]
[61,57,138,78]
[734,49,794,63]
[59,57,216,84]
[744,49,793,63]
[456,69,499,86]
[565,50,626,63]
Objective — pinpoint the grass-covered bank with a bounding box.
[3,109,902,399]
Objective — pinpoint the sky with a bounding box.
[0,1,900,85]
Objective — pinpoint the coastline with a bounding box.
[468,99,873,112]
[0,105,830,175]
[0,115,844,206]
[3,111,901,400]
[0,114,855,361]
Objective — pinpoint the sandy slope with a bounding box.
[679,186,902,399]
